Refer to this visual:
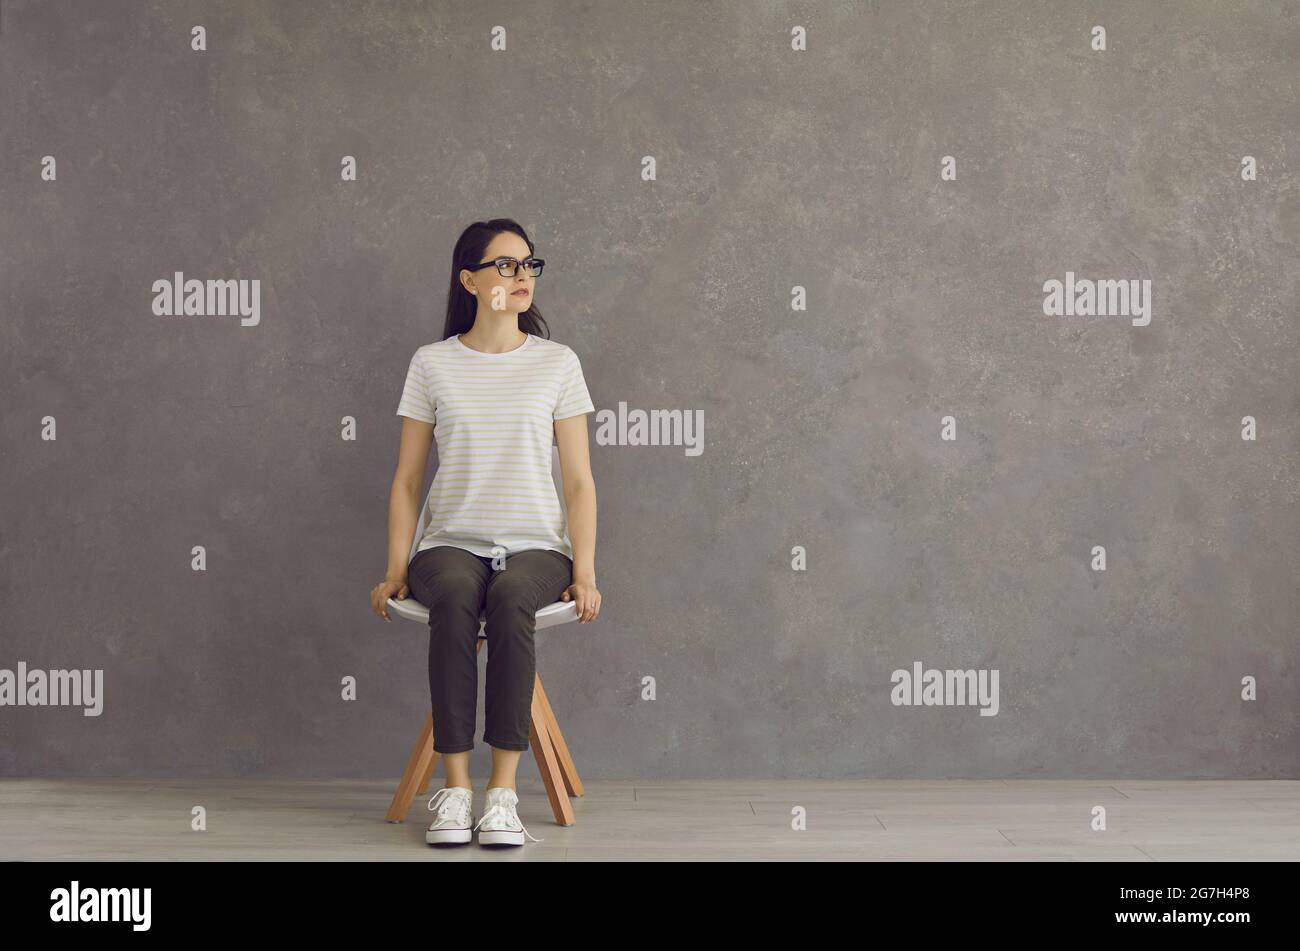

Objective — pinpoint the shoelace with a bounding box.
[427,788,470,826]
[472,795,544,842]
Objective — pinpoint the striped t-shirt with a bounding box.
[396,332,595,561]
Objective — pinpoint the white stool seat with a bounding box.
[387,593,578,632]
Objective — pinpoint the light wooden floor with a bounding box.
[2,779,1296,861]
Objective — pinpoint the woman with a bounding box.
[369,218,601,848]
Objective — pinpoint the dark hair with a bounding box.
[441,218,550,341]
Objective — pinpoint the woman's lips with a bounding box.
[512,289,530,296]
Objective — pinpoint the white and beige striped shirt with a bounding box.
[396,332,595,560]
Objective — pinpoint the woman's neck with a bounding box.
[458,324,528,354]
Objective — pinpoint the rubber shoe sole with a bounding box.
[426,825,473,845]
[477,828,525,846]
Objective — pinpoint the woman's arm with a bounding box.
[555,414,596,584]
[387,417,435,581]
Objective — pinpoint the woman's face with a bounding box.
[463,232,536,314]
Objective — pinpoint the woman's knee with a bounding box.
[423,571,484,614]
[484,570,545,616]
[408,559,481,614]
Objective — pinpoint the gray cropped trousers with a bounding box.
[406,544,574,754]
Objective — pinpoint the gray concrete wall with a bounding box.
[1,0,1296,779]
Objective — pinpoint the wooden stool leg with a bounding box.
[416,746,438,796]
[529,674,575,826]
[386,710,439,822]
[533,674,584,798]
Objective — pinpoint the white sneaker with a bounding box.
[425,786,474,844]
[474,787,544,846]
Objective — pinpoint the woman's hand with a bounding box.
[560,580,601,623]
[371,577,409,622]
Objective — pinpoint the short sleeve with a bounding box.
[554,348,596,420]
[396,350,436,424]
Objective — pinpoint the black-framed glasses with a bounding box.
[464,256,545,278]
